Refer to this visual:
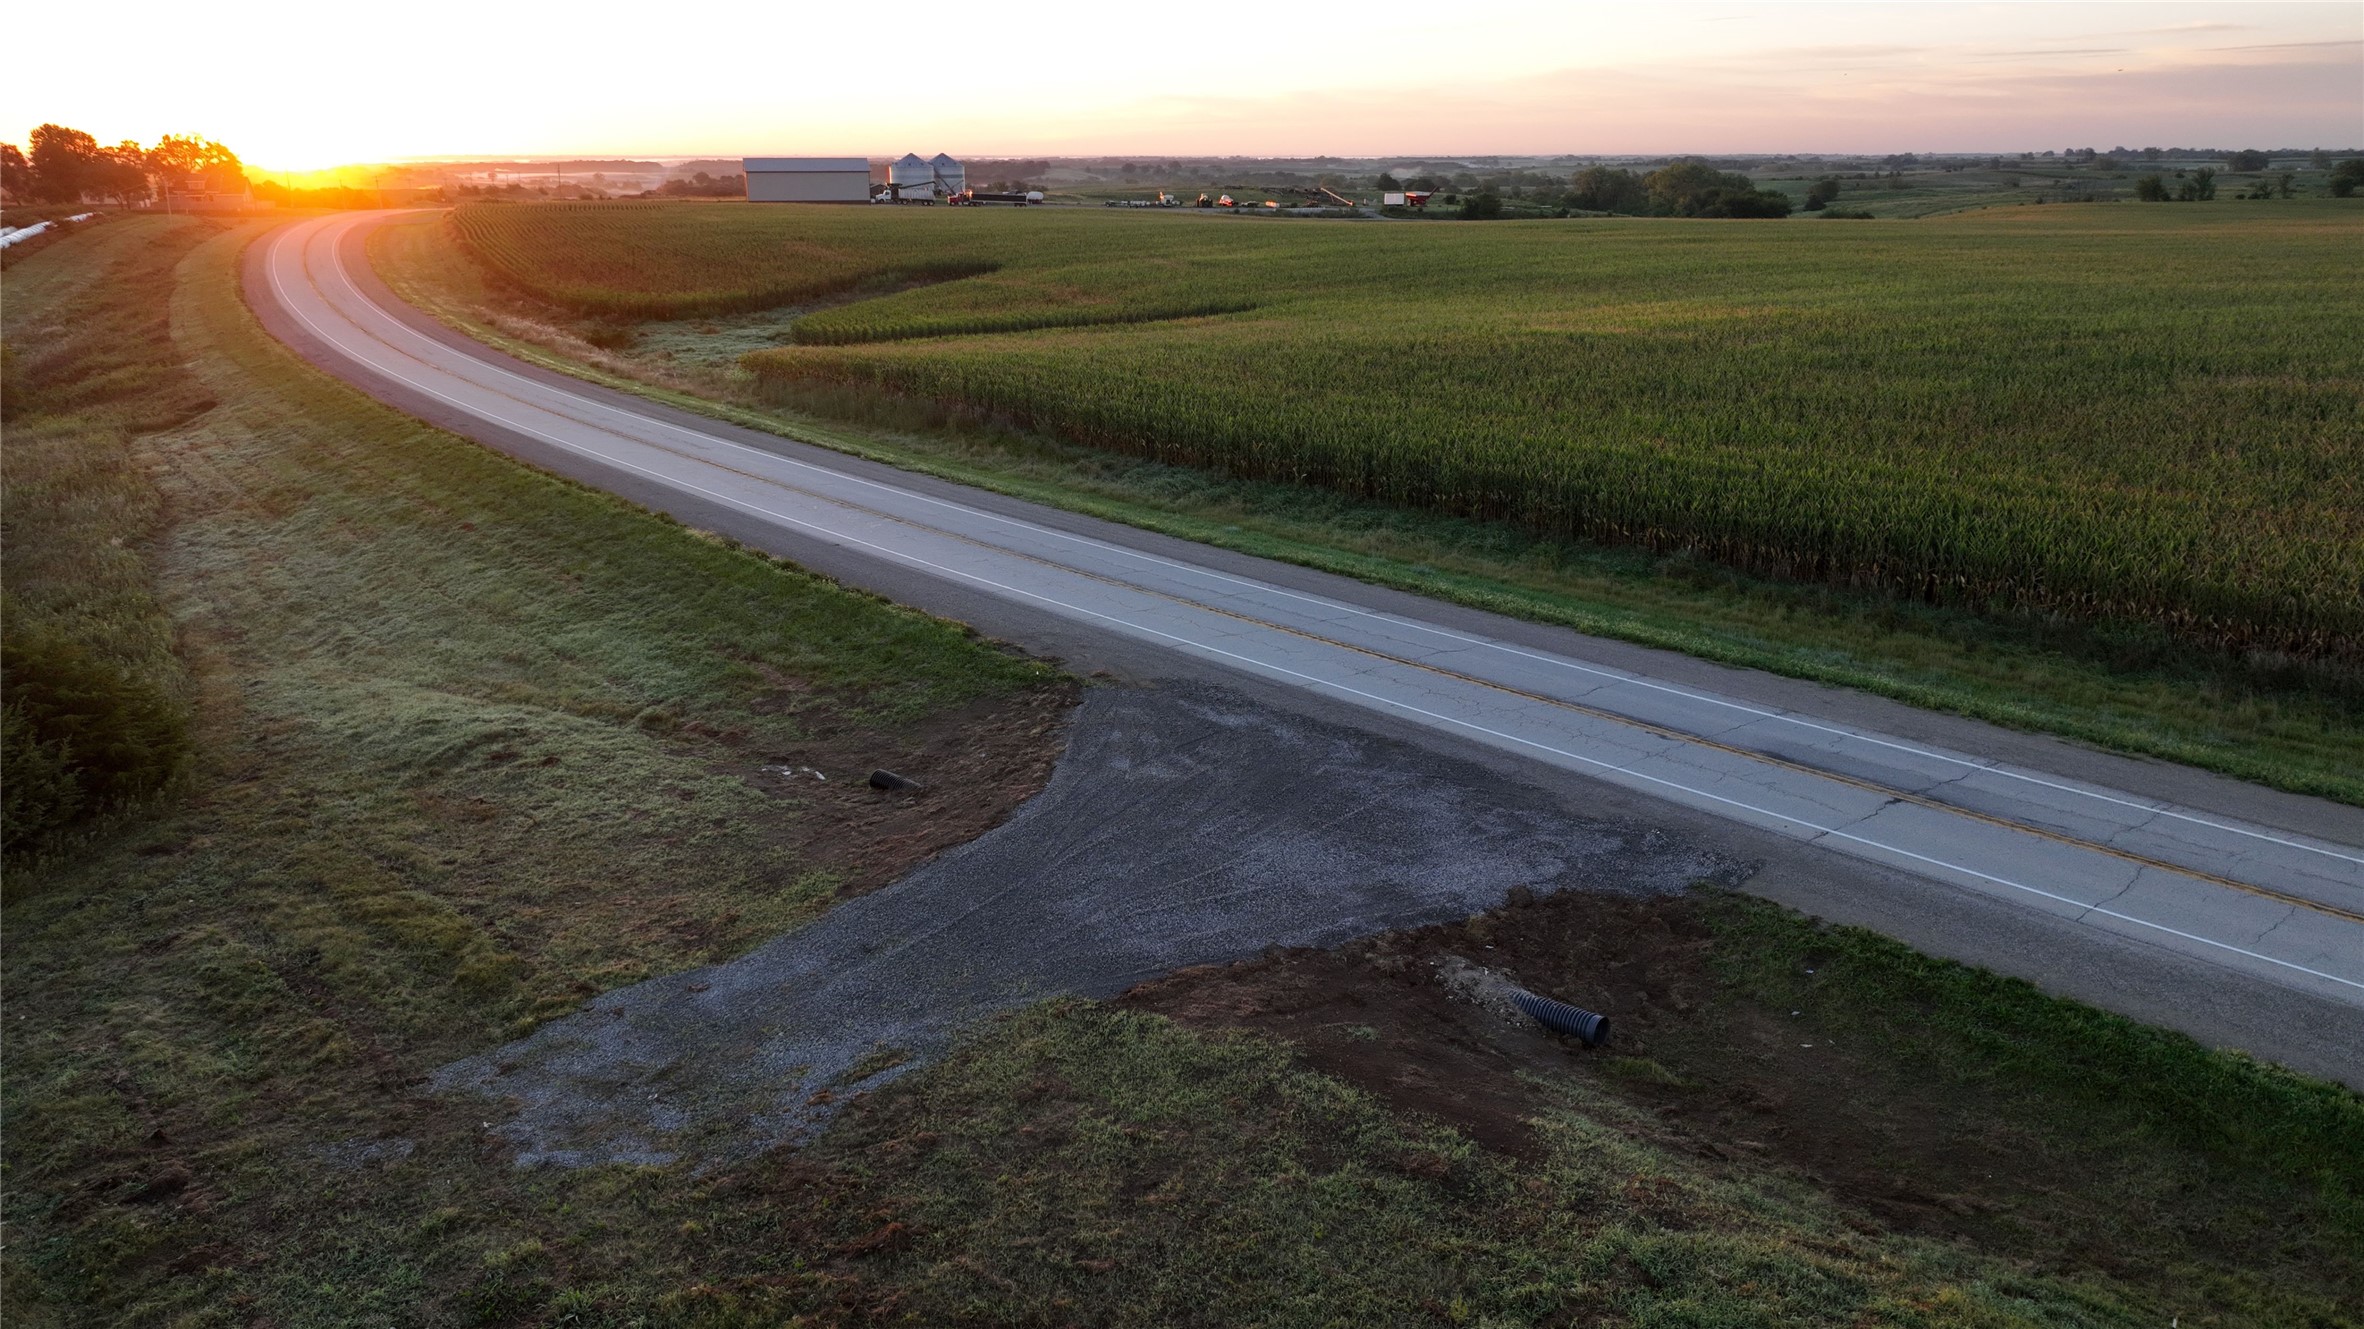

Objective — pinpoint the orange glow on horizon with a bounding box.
[10,1,2358,173]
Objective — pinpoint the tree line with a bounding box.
[1368,162,1792,219]
[1,124,245,205]
[2130,159,2362,201]
[1562,162,1792,218]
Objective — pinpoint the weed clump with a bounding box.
[1,626,188,853]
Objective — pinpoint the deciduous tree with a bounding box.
[1641,162,1792,218]
[1458,190,1504,220]
[97,141,151,205]
[1566,166,1646,213]
[148,134,245,192]
[27,123,103,201]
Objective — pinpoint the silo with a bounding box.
[930,152,966,196]
[888,153,931,199]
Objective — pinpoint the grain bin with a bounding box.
[888,153,932,199]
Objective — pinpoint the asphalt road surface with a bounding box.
[249,212,2364,1085]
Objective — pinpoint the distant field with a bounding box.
[450,202,2364,661]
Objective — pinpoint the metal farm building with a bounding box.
[742,158,872,203]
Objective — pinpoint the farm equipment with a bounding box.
[873,180,1041,205]
[1105,192,1184,208]
[1211,184,1362,211]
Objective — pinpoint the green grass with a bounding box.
[449,200,2364,665]
[381,209,2364,803]
[9,213,2358,1327]
[2,213,210,855]
[1694,893,2364,1284]
[454,202,998,319]
[806,940,2364,1329]
[0,215,1053,1324]
[473,889,2350,1327]
[805,1002,2102,1327]
[1754,161,2355,218]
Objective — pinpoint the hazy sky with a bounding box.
[7,1,2358,170]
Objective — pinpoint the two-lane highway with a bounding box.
[249,211,2363,1078]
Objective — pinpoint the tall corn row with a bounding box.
[441,201,2364,661]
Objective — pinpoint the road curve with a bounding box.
[247,212,2364,1076]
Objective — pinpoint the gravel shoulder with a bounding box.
[436,681,1746,1166]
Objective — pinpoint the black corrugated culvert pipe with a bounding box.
[1512,989,1610,1047]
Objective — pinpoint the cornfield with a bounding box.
[449,203,995,318]
[450,202,2364,660]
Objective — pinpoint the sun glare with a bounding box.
[6,1,2357,166]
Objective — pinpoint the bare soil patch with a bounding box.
[1123,889,2112,1256]
[435,682,1738,1167]
[751,680,1081,899]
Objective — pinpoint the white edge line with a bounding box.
[264,219,2364,997]
[314,216,2364,870]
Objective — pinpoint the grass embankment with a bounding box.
[0,216,1059,1322]
[2,212,205,857]
[1092,890,2364,1327]
[10,215,2359,1326]
[381,205,2364,802]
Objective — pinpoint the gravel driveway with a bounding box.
[434,682,1748,1167]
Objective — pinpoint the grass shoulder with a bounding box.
[2,214,216,861]
[393,883,2352,1326]
[371,209,2364,805]
[1099,887,2362,1327]
[2,213,1068,1323]
[7,212,2356,1325]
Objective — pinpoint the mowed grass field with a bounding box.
[451,201,2364,668]
[0,215,1054,1321]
